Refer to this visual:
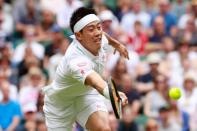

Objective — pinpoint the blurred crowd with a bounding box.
[0,0,197,131]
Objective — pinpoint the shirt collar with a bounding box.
[74,38,99,60]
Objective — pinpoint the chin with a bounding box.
[96,42,102,49]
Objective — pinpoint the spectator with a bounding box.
[118,105,139,131]
[143,0,158,16]
[48,37,70,81]
[44,25,64,57]
[120,0,151,33]
[0,6,13,46]
[114,0,132,21]
[166,40,197,87]
[172,0,188,20]
[56,0,83,28]
[144,74,169,118]
[0,73,18,102]
[99,9,120,37]
[178,71,197,116]
[136,52,162,94]
[0,0,12,14]
[158,106,181,131]
[161,36,175,57]
[145,118,159,131]
[120,73,141,112]
[151,0,177,34]
[127,20,148,55]
[168,99,190,131]
[19,66,45,113]
[0,81,22,130]
[177,16,197,48]
[148,15,168,52]
[178,0,197,30]
[111,57,128,87]
[17,47,41,79]
[16,102,37,131]
[12,26,44,64]
[13,0,40,35]
[35,9,57,45]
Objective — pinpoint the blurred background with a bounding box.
[0,0,197,131]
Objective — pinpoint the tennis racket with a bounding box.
[107,78,122,119]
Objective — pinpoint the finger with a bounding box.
[124,53,129,60]
[121,98,128,106]
[125,50,129,60]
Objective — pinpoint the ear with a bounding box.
[75,32,82,41]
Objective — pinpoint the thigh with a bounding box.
[43,95,76,129]
[85,111,110,131]
[75,94,108,129]
[47,127,73,131]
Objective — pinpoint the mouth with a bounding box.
[94,37,102,43]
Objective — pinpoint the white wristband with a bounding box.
[102,84,110,99]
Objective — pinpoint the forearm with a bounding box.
[104,32,121,49]
[7,117,20,131]
[85,71,107,95]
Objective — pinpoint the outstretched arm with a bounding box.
[104,32,129,60]
[85,71,128,106]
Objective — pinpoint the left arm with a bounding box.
[104,32,129,59]
[7,116,20,131]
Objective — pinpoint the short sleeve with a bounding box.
[68,57,94,84]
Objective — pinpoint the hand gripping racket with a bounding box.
[107,78,122,119]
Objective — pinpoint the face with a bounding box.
[154,16,165,33]
[75,21,102,55]
[184,79,195,91]
[121,74,132,92]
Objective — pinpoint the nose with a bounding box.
[94,28,102,37]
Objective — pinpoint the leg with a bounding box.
[75,94,111,131]
[48,127,73,131]
[85,111,111,131]
[43,95,76,130]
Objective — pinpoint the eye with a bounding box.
[97,25,101,30]
[88,28,94,32]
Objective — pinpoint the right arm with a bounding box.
[69,57,127,104]
[69,57,108,96]
[85,70,107,95]
[85,71,128,105]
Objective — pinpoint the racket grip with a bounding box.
[102,85,110,99]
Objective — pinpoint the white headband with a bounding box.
[73,14,100,33]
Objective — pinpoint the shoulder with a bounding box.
[68,56,93,71]
[69,56,92,66]
[8,100,20,107]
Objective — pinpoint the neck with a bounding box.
[79,40,99,56]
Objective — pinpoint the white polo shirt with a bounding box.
[44,35,113,100]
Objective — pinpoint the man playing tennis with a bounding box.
[43,7,128,131]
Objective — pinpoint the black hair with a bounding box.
[69,7,97,33]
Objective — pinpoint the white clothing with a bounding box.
[43,35,112,129]
[12,41,44,64]
[120,11,151,33]
[56,0,83,28]
[106,50,140,77]
[48,53,64,80]
[166,51,197,87]
[19,86,39,112]
[178,88,197,115]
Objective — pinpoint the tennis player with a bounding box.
[43,7,128,131]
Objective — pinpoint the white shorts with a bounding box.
[43,93,108,130]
